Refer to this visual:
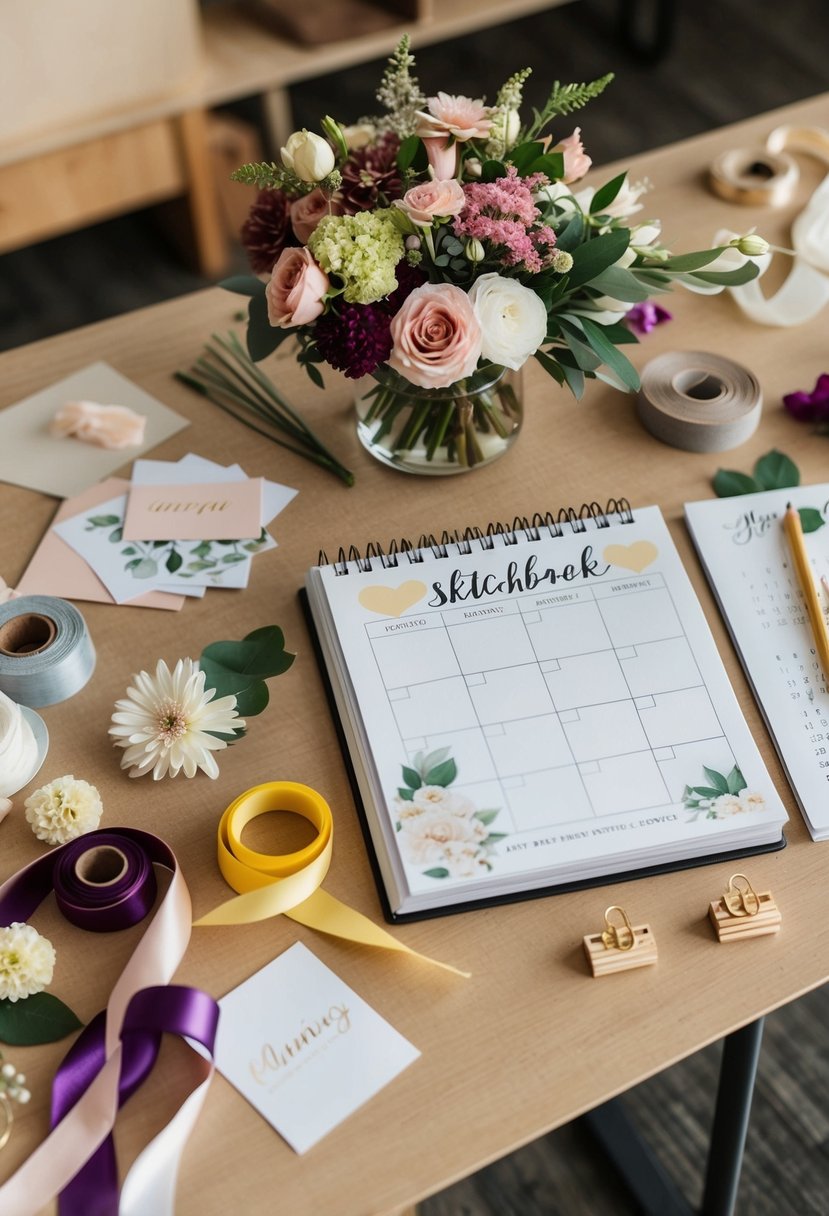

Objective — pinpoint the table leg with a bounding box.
[578,1017,765,1216]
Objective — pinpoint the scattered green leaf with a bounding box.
[0,993,83,1045]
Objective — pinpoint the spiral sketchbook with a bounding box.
[303,501,787,921]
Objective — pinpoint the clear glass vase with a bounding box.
[354,362,523,475]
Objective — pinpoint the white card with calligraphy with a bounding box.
[215,943,420,1153]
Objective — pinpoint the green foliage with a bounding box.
[713,449,800,497]
[521,73,614,142]
[797,507,825,534]
[0,993,83,1046]
[684,765,745,810]
[199,626,295,720]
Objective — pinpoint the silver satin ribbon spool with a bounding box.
[636,351,762,453]
[0,596,95,707]
[708,147,799,206]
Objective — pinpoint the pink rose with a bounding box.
[266,247,329,327]
[389,283,482,389]
[396,179,465,228]
[290,189,342,244]
[553,127,592,184]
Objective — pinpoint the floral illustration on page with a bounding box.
[83,512,269,584]
[683,764,766,822]
[393,747,505,879]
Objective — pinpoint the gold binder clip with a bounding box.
[709,874,781,942]
[583,906,657,976]
[601,905,636,951]
[722,874,760,917]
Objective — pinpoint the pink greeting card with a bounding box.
[123,479,264,541]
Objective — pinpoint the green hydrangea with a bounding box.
[308,210,404,305]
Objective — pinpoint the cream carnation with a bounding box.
[0,923,55,1002]
[24,775,103,845]
[468,274,548,370]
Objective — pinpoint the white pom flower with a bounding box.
[468,273,548,370]
[0,923,55,1002]
[24,775,103,845]
[109,658,244,780]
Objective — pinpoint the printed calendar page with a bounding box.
[687,486,829,840]
[308,505,787,914]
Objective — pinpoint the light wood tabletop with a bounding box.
[1,94,828,1216]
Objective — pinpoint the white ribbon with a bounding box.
[722,125,829,327]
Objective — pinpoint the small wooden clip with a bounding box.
[709,874,781,942]
[583,906,658,976]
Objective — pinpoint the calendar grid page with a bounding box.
[687,486,829,840]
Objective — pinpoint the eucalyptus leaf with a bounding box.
[397,787,414,801]
[87,514,121,527]
[726,766,746,795]
[588,266,652,303]
[589,171,628,214]
[424,758,457,787]
[423,868,450,879]
[798,507,825,534]
[578,316,640,390]
[534,349,566,385]
[166,550,183,574]
[703,766,729,794]
[108,527,123,543]
[565,229,631,292]
[473,809,500,826]
[402,766,422,791]
[656,249,729,272]
[754,449,800,490]
[0,993,83,1046]
[712,469,759,497]
[131,558,158,579]
[552,211,585,252]
[689,263,760,287]
[201,626,295,679]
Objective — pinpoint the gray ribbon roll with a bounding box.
[636,351,762,453]
[0,596,95,707]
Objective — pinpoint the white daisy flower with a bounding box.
[24,775,103,844]
[109,658,243,780]
[0,923,55,1002]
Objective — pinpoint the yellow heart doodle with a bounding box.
[358,580,428,617]
[602,541,659,574]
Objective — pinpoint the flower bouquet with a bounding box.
[219,37,764,474]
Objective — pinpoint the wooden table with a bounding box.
[1,94,828,1216]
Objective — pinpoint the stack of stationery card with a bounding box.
[17,454,297,610]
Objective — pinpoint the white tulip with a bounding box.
[280,130,335,183]
[468,274,548,370]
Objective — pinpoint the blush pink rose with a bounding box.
[553,127,592,184]
[396,179,465,228]
[290,189,342,244]
[266,247,329,327]
[389,283,482,389]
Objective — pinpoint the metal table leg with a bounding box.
[578,1017,765,1216]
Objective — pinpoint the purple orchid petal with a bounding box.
[624,301,673,336]
[783,373,829,422]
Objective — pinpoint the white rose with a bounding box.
[468,274,548,370]
[738,791,766,813]
[280,130,335,182]
[711,793,743,818]
[411,785,477,818]
[442,840,491,879]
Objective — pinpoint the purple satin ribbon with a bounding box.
[0,828,219,1215]
[52,987,219,1216]
[0,829,164,930]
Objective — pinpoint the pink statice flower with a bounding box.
[623,301,672,335]
[416,93,493,141]
[453,167,557,273]
[783,373,829,423]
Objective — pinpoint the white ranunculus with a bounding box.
[280,130,335,182]
[468,274,548,370]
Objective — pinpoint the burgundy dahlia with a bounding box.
[387,261,428,314]
[339,133,403,215]
[241,189,292,273]
[314,302,393,379]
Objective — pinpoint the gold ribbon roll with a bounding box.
[636,351,762,453]
[194,781,469,977]
[708,147,799,206]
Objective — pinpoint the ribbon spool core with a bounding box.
[672,369,727,403]
[0,614,57,658]
[74,845,129,888]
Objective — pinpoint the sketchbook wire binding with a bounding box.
[318,497,635,573]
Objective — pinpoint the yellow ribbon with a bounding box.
[194,781,469,977]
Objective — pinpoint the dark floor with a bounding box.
[2,1,829,1211]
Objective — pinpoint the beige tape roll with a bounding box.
[636,351,762,452]
[709,147,799,206]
